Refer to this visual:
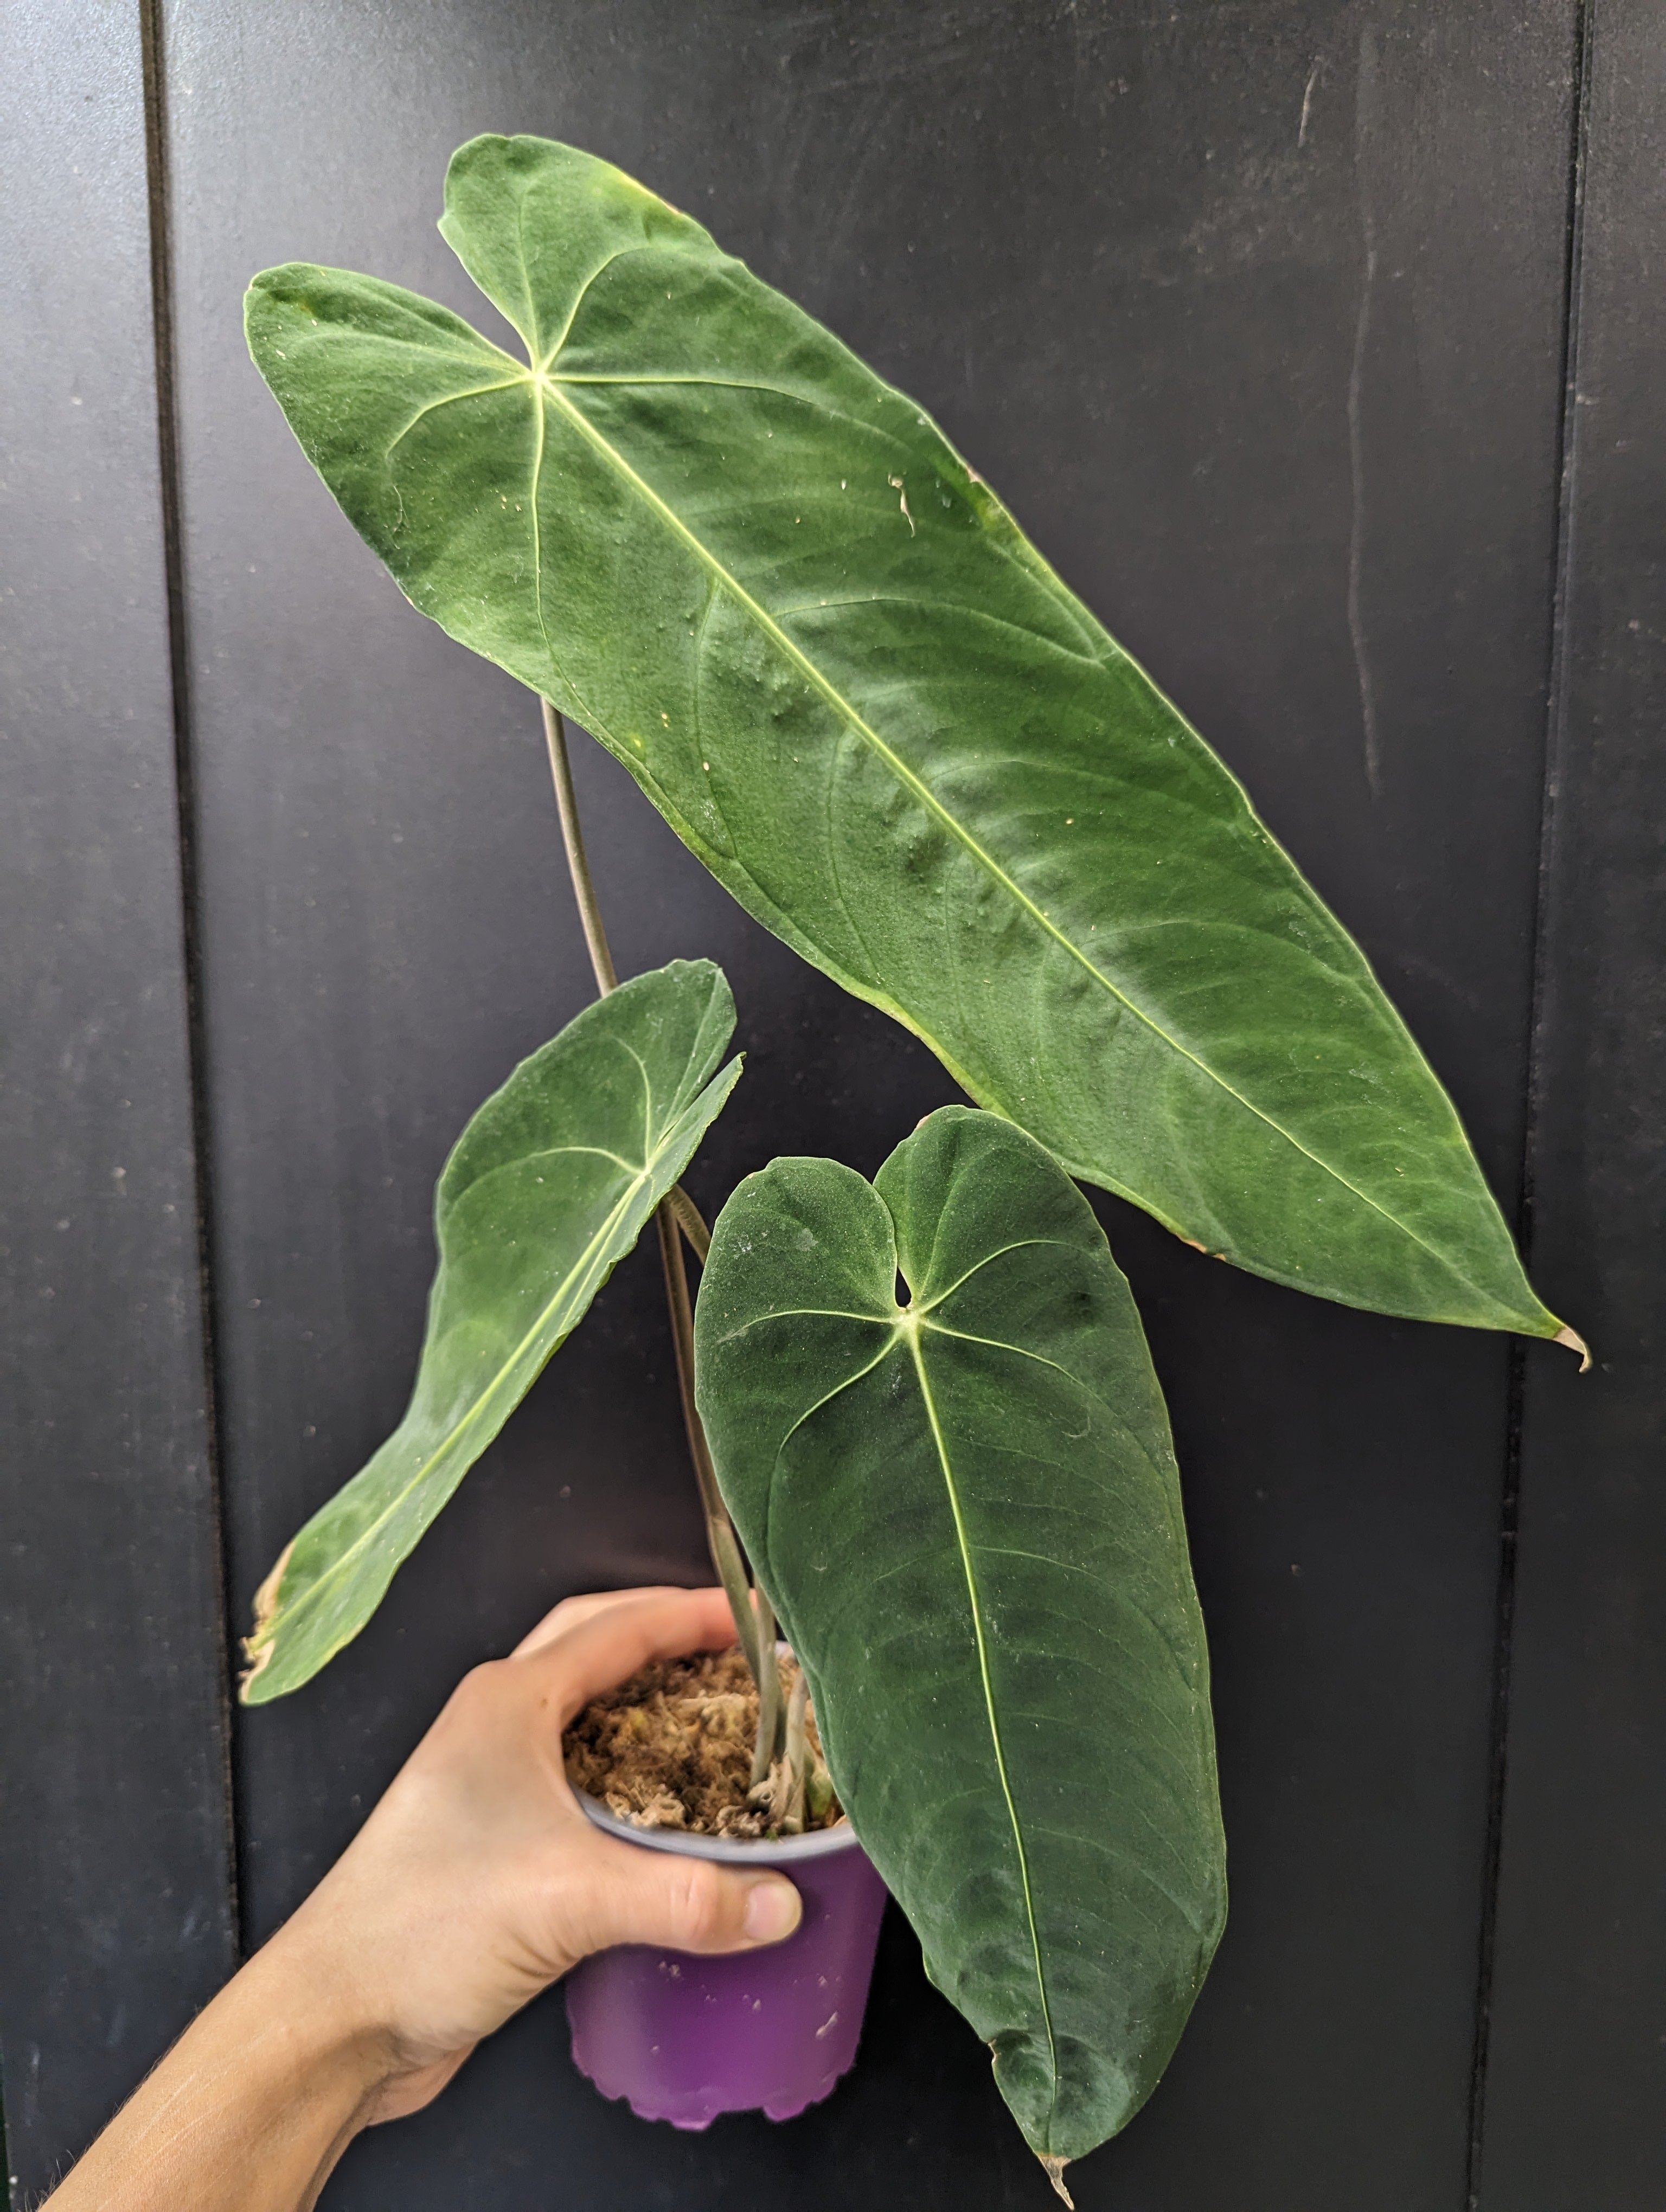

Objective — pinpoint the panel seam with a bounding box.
[1465,5,1594,2202]
[139,0,244,1963]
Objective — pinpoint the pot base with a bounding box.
[565,1799,888,2129]
[574,2030,856,2132]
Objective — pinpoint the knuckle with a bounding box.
[447,1658,512,1718]
[672,1863,730,1949]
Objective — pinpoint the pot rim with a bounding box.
[576,1790,863,1864]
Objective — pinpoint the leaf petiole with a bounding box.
[749,1587,783,1789]
[541,694,768,1748]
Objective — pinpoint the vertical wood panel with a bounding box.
[1478,3,1666,2201]
[156,3,1577,2204]
[0,4,236,2200]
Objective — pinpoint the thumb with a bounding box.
[571,1832,803,1959]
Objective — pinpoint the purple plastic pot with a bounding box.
[565,1794,889,2128]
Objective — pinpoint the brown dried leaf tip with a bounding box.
[1554,1323,1593,1372]
[1039,2154,1074,2207]
[238,1540,293,1699]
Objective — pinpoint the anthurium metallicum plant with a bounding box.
[239,135,1580,2194]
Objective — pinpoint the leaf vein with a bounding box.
[384,376,526,459]
[536,381,1472,1277]
[906,1327,1061,2114]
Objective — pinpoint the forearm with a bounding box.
[47,1933,392,2212]
[43,1591,797,2209]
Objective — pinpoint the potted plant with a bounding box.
[238,134,1581,2201]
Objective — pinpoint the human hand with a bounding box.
[266,1583,804,2122]
[47,1585,803,2212]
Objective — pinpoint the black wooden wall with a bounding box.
[2,4,1661,2207]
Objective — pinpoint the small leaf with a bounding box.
[244,133,1569,1341]
[242,960,741,1702]
[695,1108,1226,2165]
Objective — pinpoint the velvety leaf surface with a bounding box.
[245,132,1565,1339]
[242,961,740,1702]
[694,1108,1227,2169]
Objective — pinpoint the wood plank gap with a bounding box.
[1464,5,1595,2202]
[139,0,244,1960]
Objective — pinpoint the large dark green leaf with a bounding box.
[245,132,1574,1344]
[242,960,740,1703]
[695,1108,1226,2178]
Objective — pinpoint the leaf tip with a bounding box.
[1039,2155,1074,2207]
[1553,1323,1592,1372]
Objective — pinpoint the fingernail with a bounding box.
[743,1877,802,1943]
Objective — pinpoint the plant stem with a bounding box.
[750,1586,783,1788]
[539,697,762,1701]
[541,698,617,994]
[662,1180,711,1263]
[781,1663,809,1834]
[655,1204,761,1684]
[541,699,712,1255]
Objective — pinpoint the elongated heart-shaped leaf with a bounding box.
[245,132,1573,1345]
[241,960,741,1703]
[695,1107,1226,2174]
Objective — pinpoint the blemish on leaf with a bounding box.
[1040,2155,1074,2207]
[249,1541,293,1637]
[239,1539,295,1696]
